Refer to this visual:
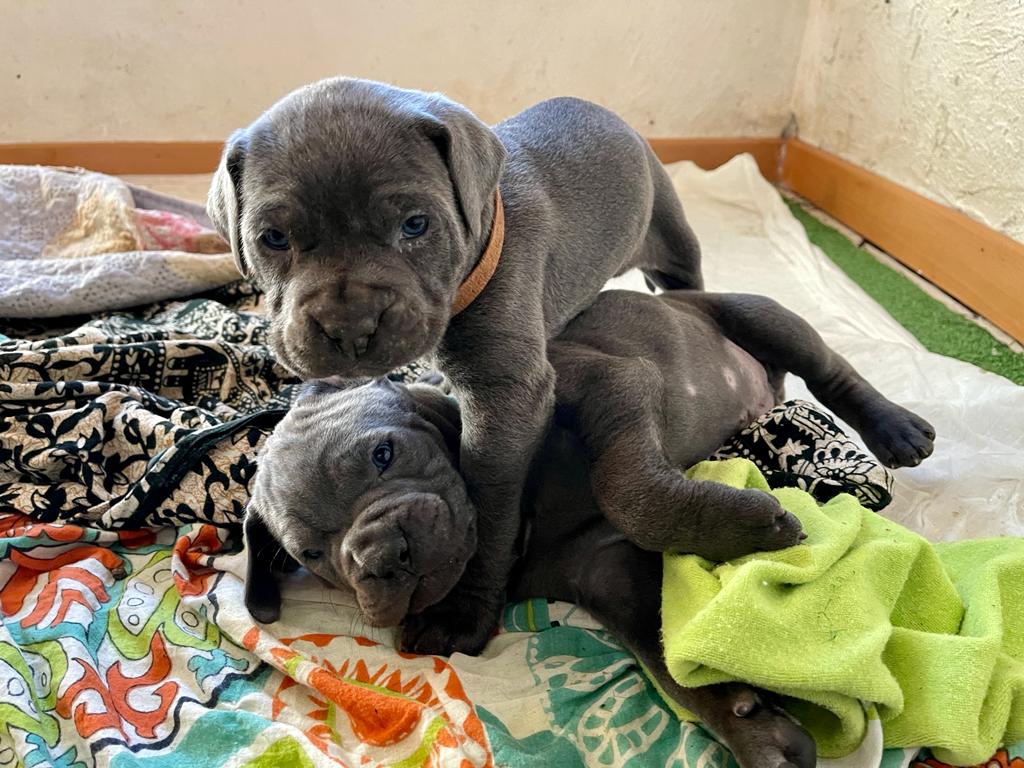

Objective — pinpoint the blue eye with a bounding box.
[261,228,290,250]
[400,215,429,239]
[371,441,394,471]
[303,549,323,561]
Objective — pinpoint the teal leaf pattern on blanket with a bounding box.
[497,617,735,768]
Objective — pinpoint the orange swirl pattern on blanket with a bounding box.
[916,750,1024,768]
[241,627,492,765]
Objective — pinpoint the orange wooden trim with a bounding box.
[648,137,783,182]
[782,138,1024,344]
[0,141,223,174]
[0,137,784,180]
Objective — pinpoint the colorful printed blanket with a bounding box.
[1,255,1018,765]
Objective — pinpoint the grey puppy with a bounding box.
[208,78,704,655]
[244,289,934,768]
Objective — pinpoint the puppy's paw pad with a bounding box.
[700,491,804,561]
[247,603,281,624]
[414,370,451,392]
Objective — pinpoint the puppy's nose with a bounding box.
[307,285,394,359]
[348,531,410,582]
[311,314,375,359]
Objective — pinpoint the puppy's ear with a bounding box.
[405,382,463,461]
[242,502,283,624]
[207,129,250,278]
[418,96,507,240]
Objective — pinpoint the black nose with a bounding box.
[310,315,375,359]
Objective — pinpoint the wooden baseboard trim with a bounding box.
[782,138,1024,344]
[0,141,224,174]
[0,137,784,181]
[648,137,783,182]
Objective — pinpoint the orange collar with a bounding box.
[451,189,504,316]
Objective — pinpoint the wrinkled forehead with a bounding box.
[284,382,411,439]
[260,395,370,472]
[252,383,409,496]
[244,102,448,206]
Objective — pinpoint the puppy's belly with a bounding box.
[668,342,776,462]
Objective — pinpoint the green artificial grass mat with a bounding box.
[787,201,1024,387]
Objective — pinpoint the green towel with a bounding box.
[660,458,1024,765]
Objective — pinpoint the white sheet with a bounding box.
[608,154,1024,541]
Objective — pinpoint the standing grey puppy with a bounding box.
[207,78,703,655]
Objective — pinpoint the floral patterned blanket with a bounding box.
[1,273,1017,767]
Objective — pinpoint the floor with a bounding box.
[122,172,1023,360]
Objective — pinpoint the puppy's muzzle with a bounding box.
[306,284,396,360]
[340,491,474,625]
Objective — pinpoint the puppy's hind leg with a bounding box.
[689,292,936,468]
[513,432,815,767]
[637,151,704,291]
[560,355,803,560]
[568,537,816,768]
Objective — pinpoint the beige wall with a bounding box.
[6,1,1021,245]
[2,0,808,142]
[792,0,1024,244]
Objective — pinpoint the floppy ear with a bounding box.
[207,129,250,278]
[418,96,506,240]
[405,382,463,461]
[243,503,284,623]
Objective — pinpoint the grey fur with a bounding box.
[244,289,934,768]
[547,289,935,560]
[245,377,471,628]
[209,78,704,654]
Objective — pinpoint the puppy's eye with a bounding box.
[371,440,394,471]
[400,215,429,239]
[303,549,323,561]
[260,228,291,250]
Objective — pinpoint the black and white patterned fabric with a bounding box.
[713,400,894,510]
[0,284,891,531]
[0,282,427,529]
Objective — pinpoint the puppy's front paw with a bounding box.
[715,687,816,768]
[245,591,282,624]
[859,404,935,469]
[400,590,501,656]
[691,489,804,562]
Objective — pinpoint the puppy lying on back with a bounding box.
[245,289,934,768]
